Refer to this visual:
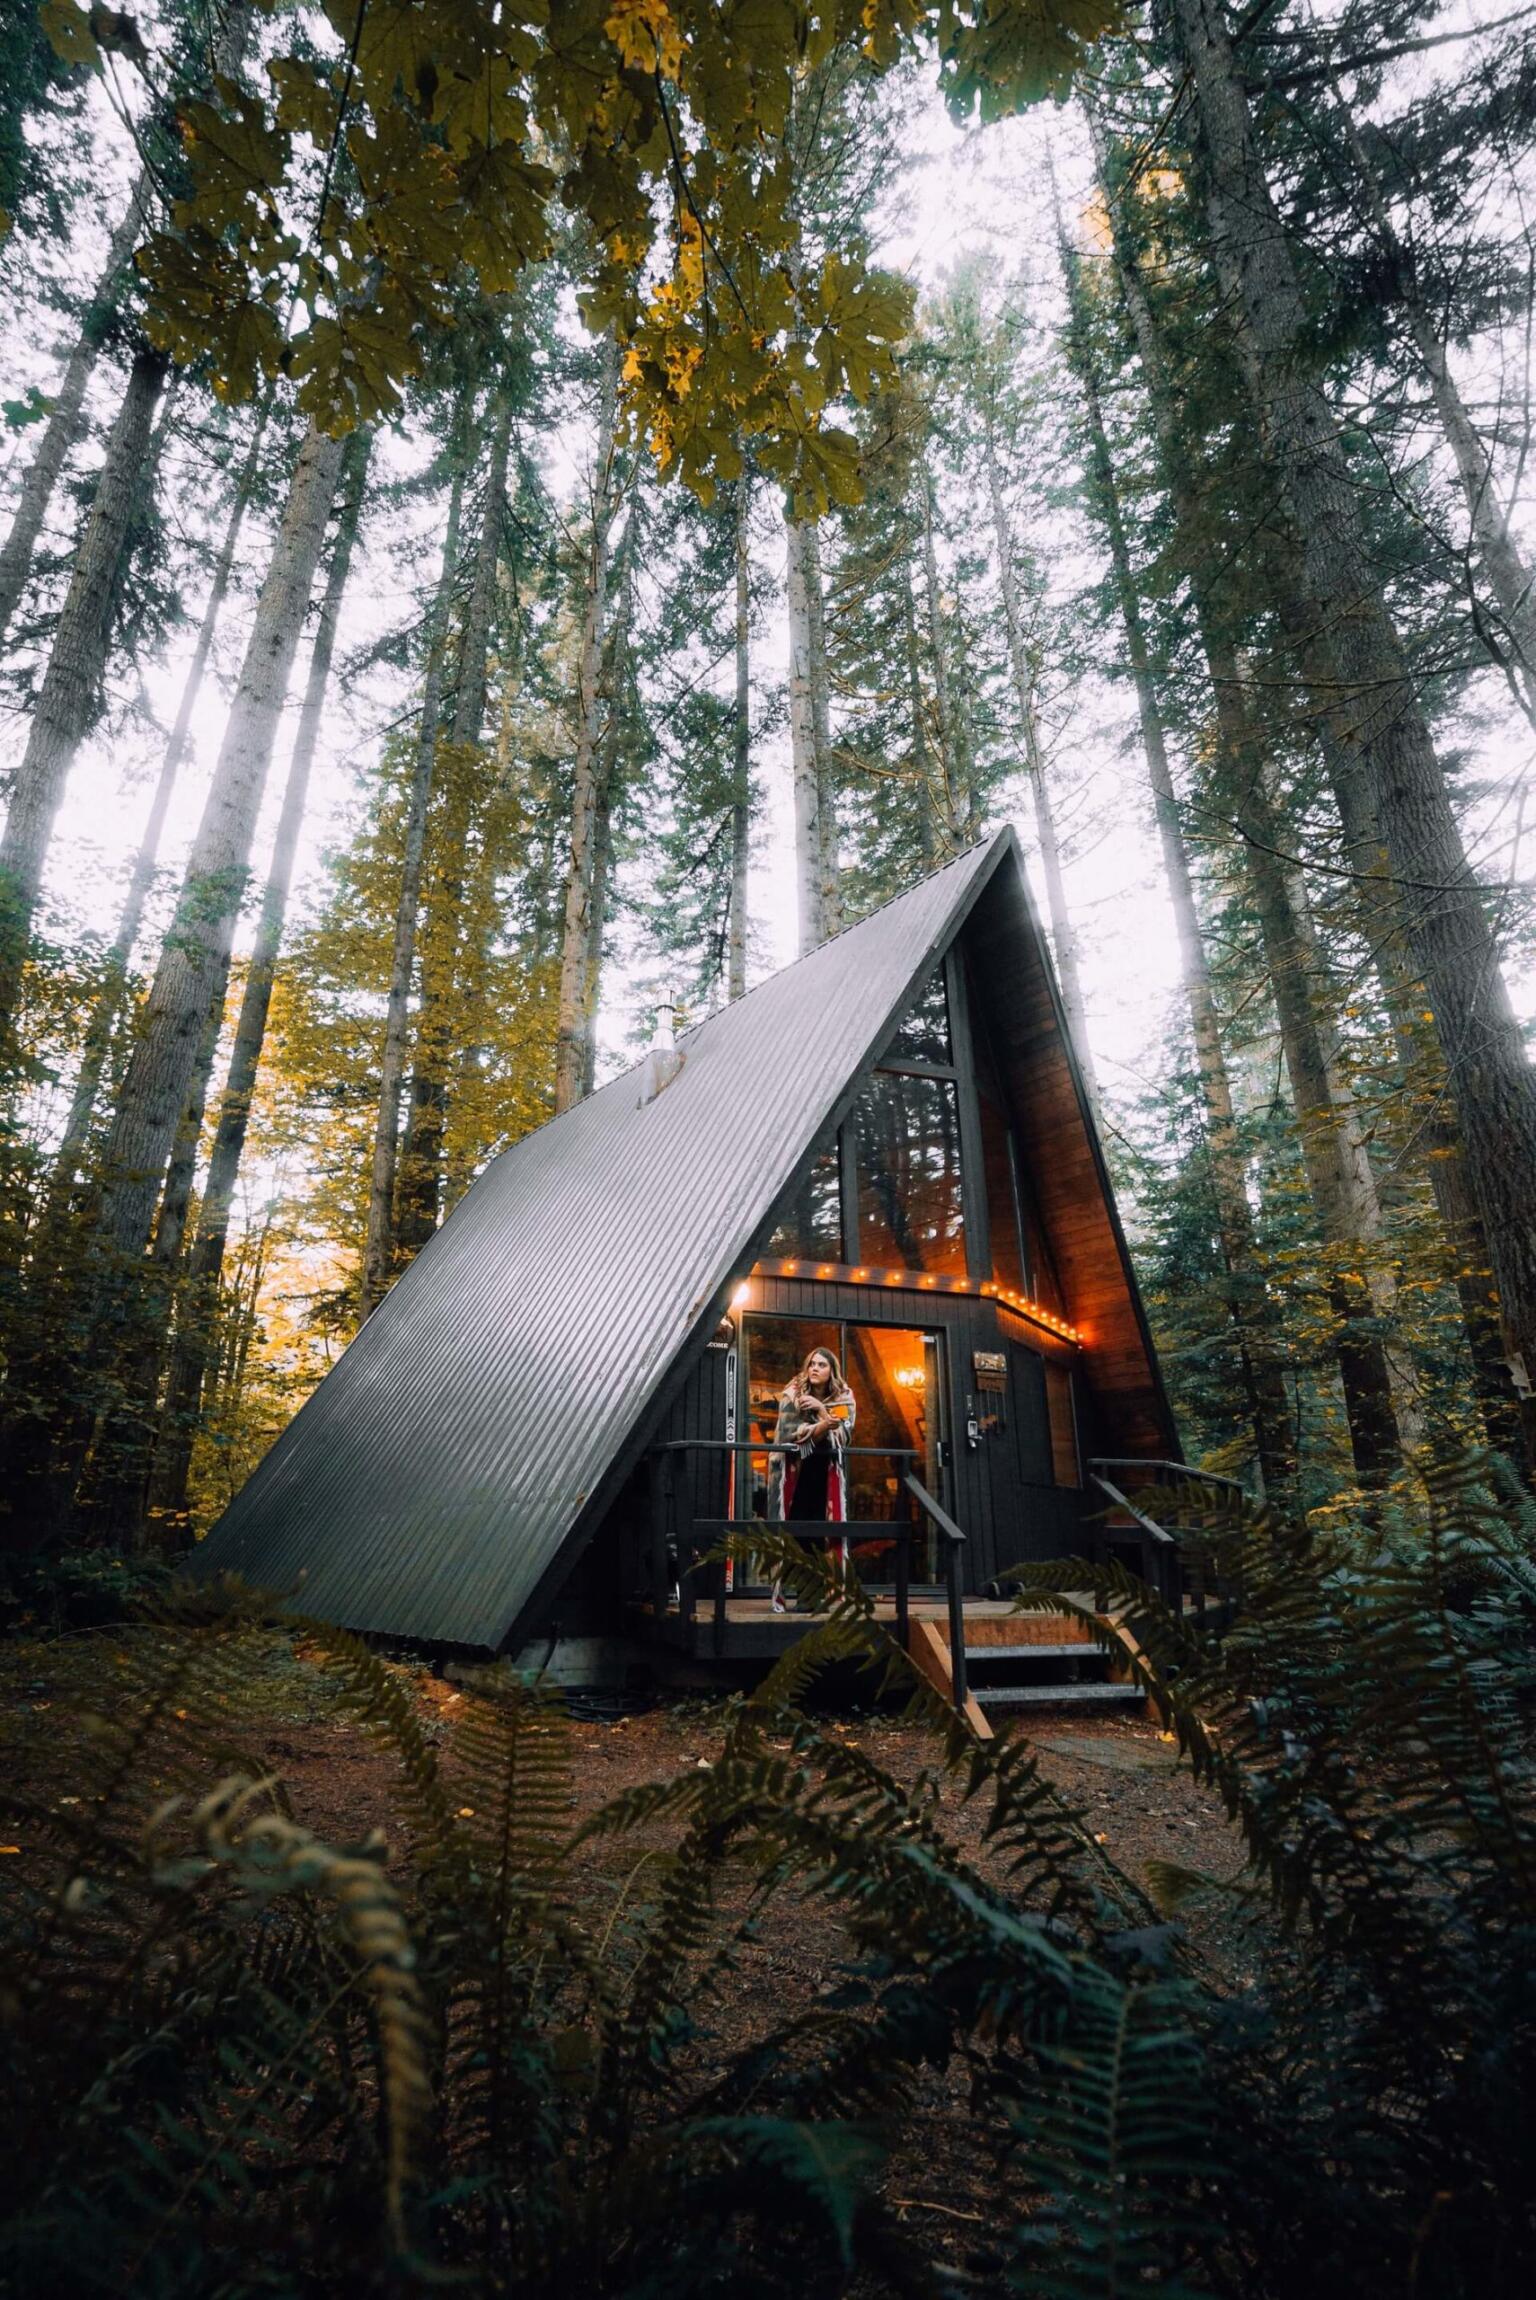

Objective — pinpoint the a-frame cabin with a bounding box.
[193,829,1187,1717]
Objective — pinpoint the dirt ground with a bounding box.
[2,1633,1263,2271]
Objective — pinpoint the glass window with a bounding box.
[978,1090,1030,1296]
[741,1314,947,1573]
[882,968,952,1067]
[1046,1365,1080,1486]
[854,1070,966,1275]
[766,1143,843,1262]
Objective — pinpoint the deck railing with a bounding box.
[1087,1457,1248,1614]
[645,1440,973,1709]
[902,1473,969,1710]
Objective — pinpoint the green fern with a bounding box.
[1002,1965,1218,2297]
[5,1454,1536,2295]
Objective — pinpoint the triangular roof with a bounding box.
[192,829,1174,1649]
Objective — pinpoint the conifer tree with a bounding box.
[394,390,516,1250]
[1055,185,1298,1493]
[361,389,476,1314]
[0,0,251,646]
[1159,0,1536,1458]
[150,429,372,1538]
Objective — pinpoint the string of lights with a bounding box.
[744,1258,1082,1346]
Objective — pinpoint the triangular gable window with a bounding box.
[851,1067,965,1274]
[766,956,1036,1293]
[881,967,952,1066]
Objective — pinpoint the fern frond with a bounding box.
[175,1776,434,2253]
[1004,1964,1219,2296]
[293,1621,458,1872]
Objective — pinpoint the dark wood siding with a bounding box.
[656,1334,733,1529]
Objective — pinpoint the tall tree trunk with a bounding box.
[1058,208,1296,1492]
[554,340,623,1106]
[0,189,153,649]
[359,408,472,1314]
[395,395,514,1250]
[152,431,370,1532]
[1326,83,1536,711]
[919,471,968,849]
[902,560,938,869]
[728,480,752,1001]
[1233,514,1522,1451]
[803,518,841,935]
[575,517,637,1097]
[1312,681,1522,1457]
[0,347,169,1060]
[1084,127,1413,1476]
[150,987,225,1278]
[979,416,1099,1117]
[1167,0,1536,1459]
[87,422,345,1277]
[1232,737,1412,1483]
[441,523,533,1215]
[59,424,345,1542]
[579,773,616,1103]
[785,512,825,955]
[0,0,253,649]
[55,971,223,1546]
[42,401,272,1225]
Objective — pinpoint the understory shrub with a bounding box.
[0,1455,1532,2296]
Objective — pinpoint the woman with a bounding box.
[768,1347,856,1613]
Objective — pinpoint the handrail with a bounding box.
[654,1440,920,1459]
[903,1473,968,1711]
[1089,1457,1248,1498]
[1088,1458,1245,1624]
[690,1520,913,1654]
[676,1521,911,1549]
[649,1437,925,1655]
[901,1474,967,1549]
[1090,1472,1176,1547]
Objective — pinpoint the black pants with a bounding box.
[787,1441,832,1522]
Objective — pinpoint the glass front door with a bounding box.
[740,1314,947,1583]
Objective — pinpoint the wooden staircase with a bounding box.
[907,1605,1146,1739]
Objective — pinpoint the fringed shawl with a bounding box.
[767,1379,856,1523]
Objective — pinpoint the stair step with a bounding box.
[964,1641,1098,1662]
[974,1681,1146,1708]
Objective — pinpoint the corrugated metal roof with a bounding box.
[191,833,1013,1649]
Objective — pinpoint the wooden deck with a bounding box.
[632,1592,1142,1741]
[635,1592,1097,1663]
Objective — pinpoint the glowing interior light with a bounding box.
[731,1281,751,1309]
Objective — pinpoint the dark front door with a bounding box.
[986,1339,1082,1577]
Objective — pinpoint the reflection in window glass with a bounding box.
[883,968,952,1067]
[855,1071,966,1275]
[766,1144,843,1261]
[978,1091,1029,1296]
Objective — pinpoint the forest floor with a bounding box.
[2,1630,1267,2274]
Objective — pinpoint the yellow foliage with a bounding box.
[604,0,684,79]
[676,208,705,305]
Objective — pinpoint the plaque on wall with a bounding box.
[972,1349,1007,1394]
